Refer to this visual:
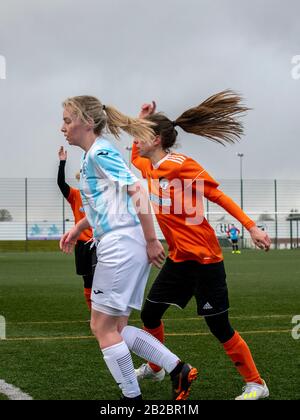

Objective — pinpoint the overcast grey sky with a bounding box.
[0,0,299,181]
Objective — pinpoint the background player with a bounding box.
[227,224,241,254]
[57,146,96,310]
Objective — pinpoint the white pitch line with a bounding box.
[0,380,33,400]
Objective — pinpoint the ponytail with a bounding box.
[104,104,155,144]
[147,90,250,150]
[173,90,249,146]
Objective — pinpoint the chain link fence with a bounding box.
[0,178,300,249]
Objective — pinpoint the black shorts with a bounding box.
[74,241,97,276]
[231,239,238,244]
[147,258,229,317]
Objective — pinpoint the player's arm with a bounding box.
[57,146,70,199]
[180,158,271,251]
[60,217,91,254]
[205,186,271,251]
[128,182,165,268]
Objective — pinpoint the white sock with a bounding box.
[102,341,141,398]
[121,325,179,373]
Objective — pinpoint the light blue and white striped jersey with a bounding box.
[79,137,139,238]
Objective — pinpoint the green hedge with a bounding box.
[0,240,61,252]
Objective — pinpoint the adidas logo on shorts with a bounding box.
[203,302,213,310]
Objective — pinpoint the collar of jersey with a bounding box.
[152,153,171,169]
[84,136,109,158]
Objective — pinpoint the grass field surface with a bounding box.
[0,248,299,400]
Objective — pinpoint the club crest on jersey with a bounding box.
[159,178,169,190]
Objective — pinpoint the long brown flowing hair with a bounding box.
[146,90,250,150]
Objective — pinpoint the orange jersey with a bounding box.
[132,143,255,264]
[67,187,93,242]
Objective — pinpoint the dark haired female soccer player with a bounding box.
[132,92,271,400]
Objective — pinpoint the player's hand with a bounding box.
[60,226,80,254]
[139,101,156,118]
[249,226,271,251]
[58,146,67,161]
[146,239,165,269]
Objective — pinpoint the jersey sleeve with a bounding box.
[205,183,255,231]
[131,142,151,178]
[179,157,220,191]
[57,160,70,199]
[67,187,76,205]
[180,158,255,230]
[93,147,138,187]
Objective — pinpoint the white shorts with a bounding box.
[91,225,151,315]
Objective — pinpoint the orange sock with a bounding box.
[223,331,263,384]
[144,322,165,372]
[83,288,92,311]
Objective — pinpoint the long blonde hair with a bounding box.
[63,95,154,143]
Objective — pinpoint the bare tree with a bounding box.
[0,209,13,221]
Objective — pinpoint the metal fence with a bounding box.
[0,178,300,249]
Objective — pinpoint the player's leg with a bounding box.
[235,239,241,254]
[205,312,268,399]
[198,262,268,400]
[121,323,198,400]
[74,241,95,310]
[137,258,193,378]
[90,308,142,399]
[231,239,236,253]
[82,274,92,310]
[93,228,198,399]
[82,246,97,310]
[136,299,169,379]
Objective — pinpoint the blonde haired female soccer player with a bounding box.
[59,96,198,400]
[132,92,271,400]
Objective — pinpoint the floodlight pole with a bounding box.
[237,153,244,247]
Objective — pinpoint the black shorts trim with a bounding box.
[146,258,229,316]
[74,241,97,276]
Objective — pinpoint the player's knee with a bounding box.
[90,317,97,337]
[205,312,235,343]
[90,316,106,339]
[141,306,160,329]
[120,325,137,349]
